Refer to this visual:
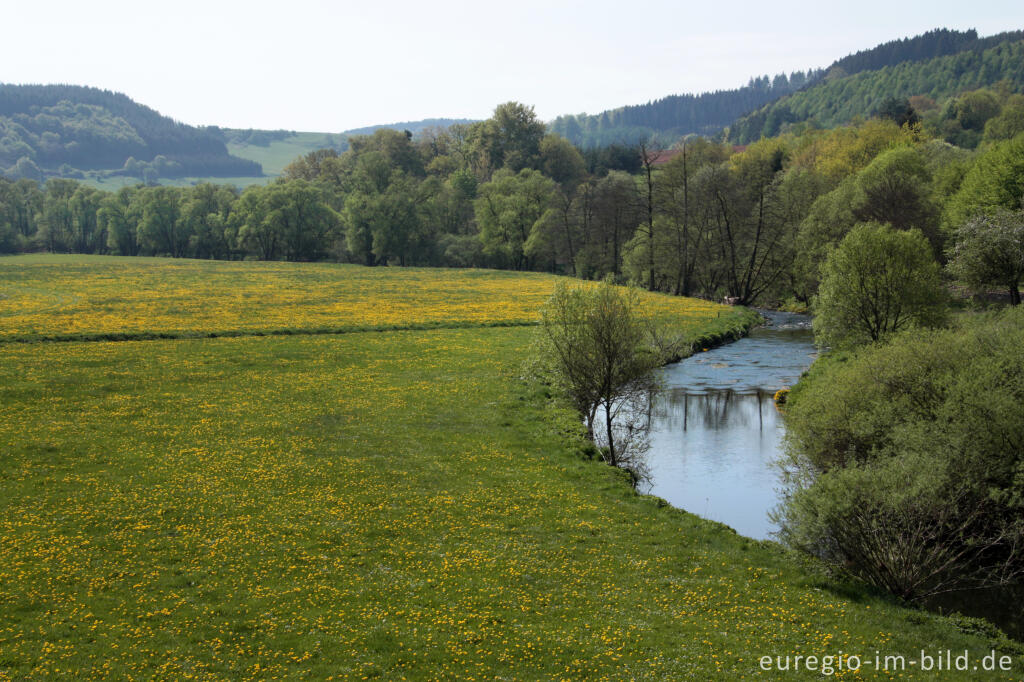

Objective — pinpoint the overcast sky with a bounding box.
[4,0,1023,132]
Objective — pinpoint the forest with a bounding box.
[3,86,1023,311]
[550,28,1018,147]
[0,84,262,179]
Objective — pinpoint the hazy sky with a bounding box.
[4,0,1023,132]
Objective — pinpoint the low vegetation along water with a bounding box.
[643,310,1024,641]
[642,310,815,539]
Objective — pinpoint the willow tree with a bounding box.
[534,281,660,484]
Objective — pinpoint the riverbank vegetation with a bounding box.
[780,307,1024,604]
[2,258,1019,677]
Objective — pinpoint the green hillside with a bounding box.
[0,84,261,181]
[728,37,1024,143]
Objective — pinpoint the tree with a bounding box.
[944,133,1024,231]
[136,187,186,257]
[534,281,660,483]
[948,209,1024,304]
[474,168,554,270]
[777,309,1024,599]
[100,187,141,256]
[875,96,920,127]
[851,146,941,252]
[470,102,546,175]
[813,223,946,348]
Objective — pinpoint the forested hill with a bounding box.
[728,31,1024,143]
[0,84,261,180]
[550,28,1021,147]
[549,72,818,148]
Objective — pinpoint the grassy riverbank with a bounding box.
[0,255,1019,679]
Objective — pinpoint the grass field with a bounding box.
[0,255,1020,679]
[0,255,732,342]
[226,132,343,178]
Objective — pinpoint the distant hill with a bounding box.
[0,84,262,181]
[727,32,1024,143]
[218,119,476,182]
[550,28,1021,147]
[341,118,477,137]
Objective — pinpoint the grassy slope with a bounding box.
[226,132,342,177]
[0,255,1019,679]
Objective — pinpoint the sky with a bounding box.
[4,0,1024,132]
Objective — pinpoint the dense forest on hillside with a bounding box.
[549,28,1015,147]
[729,34,1024,143]
[549,72,817,147]
[0,85,262,180]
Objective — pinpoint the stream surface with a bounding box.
[643,310,814,540]
[642,310,1022,640]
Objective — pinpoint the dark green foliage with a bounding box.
[0,84,261,177]
[779,308,1024,599]
[875,97,920,127]
[550,73,814,147]
[729,36,1024,143]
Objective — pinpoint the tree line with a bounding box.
[3,101,1023,311]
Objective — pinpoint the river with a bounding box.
[641,310,1022,640]
[642,309,814,539]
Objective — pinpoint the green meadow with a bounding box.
[0,256,1019,679]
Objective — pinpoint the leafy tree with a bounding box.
[239,181,338,262]
[471,102,546,175]
[945,133,1024,230]
[813,222,946,348]
[100,187,141,256]
[475,168,554,270]
[181,183,238,259]
[538,134,585,189]
[778,308,1024,599]
[533,281,660,483]
[948,208,1024,304]
[875,97,920,127]
[851,146,941,252]
[983,94,1024,143]
[136,187,186,257]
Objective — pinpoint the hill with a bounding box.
[550,28,1021,147]
[728,32,1024,143]
[0,84,262,181]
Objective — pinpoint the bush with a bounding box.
[813,222,946,348]
[777,308,1024,599]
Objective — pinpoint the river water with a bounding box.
[642,310,815,540]
[641,310,1022,640]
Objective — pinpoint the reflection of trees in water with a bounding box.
[654,389,775,432]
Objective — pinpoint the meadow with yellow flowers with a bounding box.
[0,255,1017,679]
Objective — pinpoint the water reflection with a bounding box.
[642,311,816,540]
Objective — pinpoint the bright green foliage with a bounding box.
[813,223,946,348]
[535,281,659,473]
[475,168,555,270]
[948,208,1024,304]
[780,308,1024,599]
[945,133,1024,230]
